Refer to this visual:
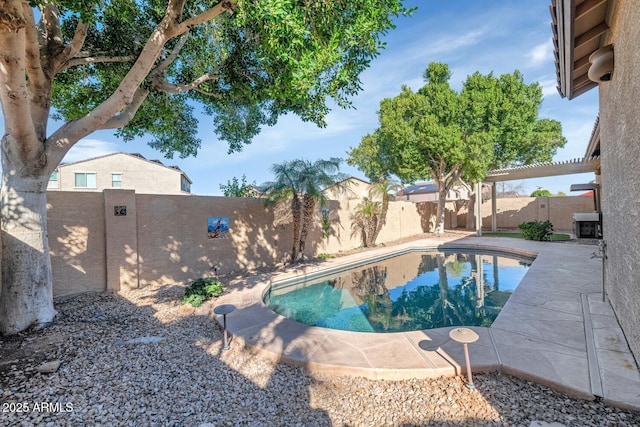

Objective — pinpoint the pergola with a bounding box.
[475,156,601,234]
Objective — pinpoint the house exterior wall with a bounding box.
[598,0,640,361]
[49,153,189,194]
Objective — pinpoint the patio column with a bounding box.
[491,183,497,232]
[475,182,482,236]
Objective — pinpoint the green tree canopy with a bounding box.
[347,62,567,234]
[0,0,411,334]
[530,189,552,197]
[219,175,256,197]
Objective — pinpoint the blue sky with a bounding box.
[16,0,600,195]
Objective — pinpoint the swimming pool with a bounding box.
[264,249,533,333]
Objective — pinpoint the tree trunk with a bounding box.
[0,170,55,334]
[371,192,389,245]
[435,186,446,235]
[298,195,315,261]
[436,253,449,326]
[290,196,302,263]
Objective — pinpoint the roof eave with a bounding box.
[551,0,611,100]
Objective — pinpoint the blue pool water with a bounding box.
[264,250,532,333]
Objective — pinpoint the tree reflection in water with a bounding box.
[266,251,531,332]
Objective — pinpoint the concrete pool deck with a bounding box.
[213,235,640,412]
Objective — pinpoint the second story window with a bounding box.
[181,175,191,193]
[75,172,96,188]
[48,171,59,189]
[112,173,122,188]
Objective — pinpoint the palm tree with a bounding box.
[350,197,382,247]
[350,178,400,248]
[264,158,346,263]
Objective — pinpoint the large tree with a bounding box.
[0,0,411,334]
[348,62,566,234]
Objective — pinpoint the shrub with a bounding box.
[518,220,554,241]
[317,253,334,260]
[182,278,224,307]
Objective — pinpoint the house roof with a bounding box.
[550,0,612,100]
[322,176,370,193]
[332,176,370,187]
[59,152,192,183]
[400,183,439,195]
[584,114,601,157]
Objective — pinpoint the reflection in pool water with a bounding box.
[264,250,532,333]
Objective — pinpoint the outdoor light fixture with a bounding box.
[588,45,614,83]
[449,327,480,389]
[214,304,236,350]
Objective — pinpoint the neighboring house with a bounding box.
[323,177,373,203]
[248,184,271,197]
[48,152,192,194]
[398,182,470,203]
[550,0,640,361]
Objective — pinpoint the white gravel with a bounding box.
[1,283,639,426]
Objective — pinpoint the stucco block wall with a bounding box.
[599,0,640,361]
[375,201,435,242]
[134,195,289,286]
[104,190,139,290]
[47,192,106,297]
[46,191,438,296]
[479,196,595,231]
[318,200,443,255]
[46,190,598,300]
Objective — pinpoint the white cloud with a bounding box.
[62,139,120,163]
[529,42,552,67]
[539,77,560,97]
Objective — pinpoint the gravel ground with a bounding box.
[1,282,639,427]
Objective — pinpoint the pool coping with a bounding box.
[213,235,640,412]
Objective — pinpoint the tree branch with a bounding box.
[443,163,461,182]
[46,0,232,162]
[20,1,50,142]
[152,31,190,77]
[58,55,138,71]
[176,0,235,32]
[0,0,41,164]
[152,67,224,94]
[21,3,45,86]
[53,19,89,73]
[40,3,64,57]
[100,87,150,130]
[0,0,25,32]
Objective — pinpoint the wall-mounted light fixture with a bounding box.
[588,44,614,83]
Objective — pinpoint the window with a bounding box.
[181,175,191,193]
[48,171,59,189]
[112,173,122,188]
[75,172,96,188]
